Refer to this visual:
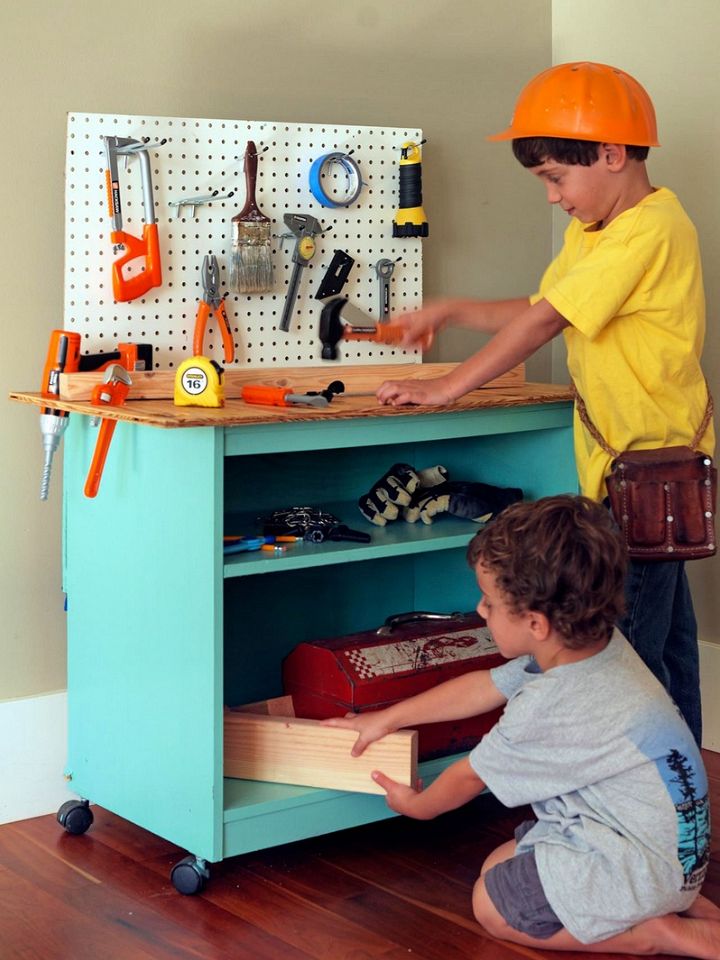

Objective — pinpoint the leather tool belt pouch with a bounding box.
[574,386,716,562]
[606,446,716,561]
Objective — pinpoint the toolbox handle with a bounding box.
[376,611,467,636]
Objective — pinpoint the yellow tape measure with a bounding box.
[174,356,225,407]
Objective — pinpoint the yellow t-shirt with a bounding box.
[532,187,714,502]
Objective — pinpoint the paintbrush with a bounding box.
[229,141,273,293]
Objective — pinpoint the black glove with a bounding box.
[404,480,523,525]
[357,463,421,526]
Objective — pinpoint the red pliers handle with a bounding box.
[193,255,235,362]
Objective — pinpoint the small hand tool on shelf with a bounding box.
[260,507,371,543]
[223,535,295,556]
[229,141,273,294]
[193,255,234,363]
[103,136,162,302]
[84,365,132,498]
[279,214,324,332]
[392,140,429,238]
[38,330,82,501]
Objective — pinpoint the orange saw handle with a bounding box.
[111,223,162,302]
[241,385,293,406]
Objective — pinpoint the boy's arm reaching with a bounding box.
[323,669,507,756]
[377,297,568,407]
[373,756,486,820]
[397,296,532,347]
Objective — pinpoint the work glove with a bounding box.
[403,480,523,525]
[401,464,450,523]
[357,463,421,526]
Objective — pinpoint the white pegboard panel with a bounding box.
[64,112,425,369]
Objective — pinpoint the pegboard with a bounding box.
[64,112,425,369]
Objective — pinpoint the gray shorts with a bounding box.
[483,820,563,940]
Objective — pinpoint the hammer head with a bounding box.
[318,298,346,361]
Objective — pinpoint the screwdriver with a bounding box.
[241,385,330,408]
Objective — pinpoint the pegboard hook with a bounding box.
[168,189,235,219]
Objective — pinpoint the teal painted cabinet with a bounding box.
[60,398,575,888]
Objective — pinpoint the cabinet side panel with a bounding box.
[63,420,223,861]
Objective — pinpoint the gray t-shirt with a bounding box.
[469,630,710,944]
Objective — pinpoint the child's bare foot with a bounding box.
[646,912,720,959]
[682,895,720,922]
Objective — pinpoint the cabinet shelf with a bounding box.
[224,504,483,578]
[222,755,456,856]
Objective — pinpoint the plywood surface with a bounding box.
[224,712,418,795]
[10,363,573,429]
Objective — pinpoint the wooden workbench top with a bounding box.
[10,363,573,429]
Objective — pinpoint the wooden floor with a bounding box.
[2,751,720,960]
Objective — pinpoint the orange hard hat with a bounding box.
[488,61,659,146]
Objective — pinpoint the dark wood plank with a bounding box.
[0,749,718,960]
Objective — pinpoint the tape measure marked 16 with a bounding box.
[174,356,225,407]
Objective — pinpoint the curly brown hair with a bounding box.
[467,495,626,649]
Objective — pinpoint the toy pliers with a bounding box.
[193,255,235,362]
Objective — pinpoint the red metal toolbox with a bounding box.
[282,612,507,760]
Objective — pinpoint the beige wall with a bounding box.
[5,2,717,703]
[0,0,551,700]
[552,0,720,642]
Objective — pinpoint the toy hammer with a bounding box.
[318,298,430,361]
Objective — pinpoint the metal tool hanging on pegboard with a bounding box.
[65,113,425,369]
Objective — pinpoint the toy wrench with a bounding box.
[84,365,132,499]
[193,255,234,362]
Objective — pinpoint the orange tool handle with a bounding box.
[216,301,235,363]
[343,322,433,351]
[110,223,162,302]
[194,301,235,363]
[41,330,82,407]
[84,418,118,498]
[193,301,211,356]
[241,385,292,406]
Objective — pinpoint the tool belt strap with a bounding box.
[571,381,714,459]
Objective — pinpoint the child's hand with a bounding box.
[372,770,428,818]
[395,300,453,348]
[321,711,394,756]
[376,376,455,407]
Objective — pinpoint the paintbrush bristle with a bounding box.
[230,221,273,294]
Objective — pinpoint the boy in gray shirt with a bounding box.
[326,496,718,956]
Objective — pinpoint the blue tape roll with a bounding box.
[309,152,363,208]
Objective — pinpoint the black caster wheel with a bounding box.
[57,799,94,835]
[170,855,210,895]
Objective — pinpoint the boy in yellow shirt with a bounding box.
[377,62,714,743]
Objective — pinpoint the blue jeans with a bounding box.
[618,560,701,745]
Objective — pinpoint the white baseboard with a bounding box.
[3,650,720,826]
[0,691,76,825]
